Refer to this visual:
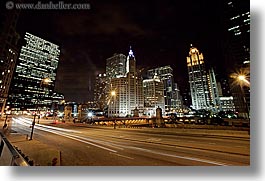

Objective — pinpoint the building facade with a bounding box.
[207,68,221,112]
[171,83,183,111]
[225,0,250,118]
[0,7,20,114]
[225,0,250,68]
[94,73,107,110]
[143,75,165,117]
[108,47,144,117]
[147,65,176,112]
[7,32,60,112]
[219,96,235,112]
[187,45,211,110]
[106,53,127,79]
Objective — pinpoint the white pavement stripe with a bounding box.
[13,118,118,153]
[35,125,118,153]
[128,146,229,166]
[208,142,216,145]
[13,117,82,133]
[110,152,134,160]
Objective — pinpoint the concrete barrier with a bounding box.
[0,132,29,166]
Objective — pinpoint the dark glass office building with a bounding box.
[224,0,250,118]
[7,32,60,112]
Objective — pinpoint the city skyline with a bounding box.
[12,0,241,103]
[0,0,252,169]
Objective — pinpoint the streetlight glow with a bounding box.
[231,71,250,88]
[238,75,245,81]
[237,74,250,87]
[111,90,116,96]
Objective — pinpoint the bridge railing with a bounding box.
[0,132,29,166]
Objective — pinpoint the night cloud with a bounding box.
[55,3,146,37]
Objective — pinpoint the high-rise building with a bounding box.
[225,0,250,68]
[0,6,20,114]
[143,74,165,116]
[224,0,250,118]
[207,68,221,112]
[219,96,235,112]
[7,32,60,112]
[106,53,127,79]
[94,73,108,110]
[172,83,183,111]
[108,47,144,117]
[187,45,210,110]
[147,65,175,112]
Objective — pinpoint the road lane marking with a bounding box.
[13,117,82,133]
[110,152,134,160]
[128,146,229,166]
[235,145,245,148]
[20,121,118,153]
[146,138,161,142]
[208,142,216,145]
[103,143,124,150]
[48,131,118,153]
[13,117,121,152]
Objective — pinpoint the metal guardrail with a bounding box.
[0,132,29,166]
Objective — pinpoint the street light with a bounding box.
[237,74,250,118]
[237,74,250,87]
[111,90,116,96]
[30,77,51,140]
[231,72,250,119]
[107,90,116,118]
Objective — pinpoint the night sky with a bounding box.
[15,0,227,103]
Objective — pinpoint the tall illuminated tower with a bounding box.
[147,65,175,112]
[108,46,143,117]
[143,74,165,116]
[106,53,126,79]
[225,0,250,118]
[126,46,136,76]
[187,45,210,110]
[0,7,20,114]
[7,32,60,111]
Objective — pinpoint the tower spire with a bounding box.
[129,45,134,57]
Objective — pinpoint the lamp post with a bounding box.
[108,90,116,118]
[30,77,51,140]
[238,75,250,118]
[39,78,51,122]
[111,90,116,117]
[236,74,250,119]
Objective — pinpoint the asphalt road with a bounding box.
[6,116,250,166]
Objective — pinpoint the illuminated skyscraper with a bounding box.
[225,0,250,67]
[187,45,210,110]
[7,32,60,111]
[0,6,20,114]
[147,65,181,112]
[94,73,108,110]
[108,47,144,117]
[143,74,165,116]
[225,0,250,118]
[207,68,221,112]
[106,53,126,79]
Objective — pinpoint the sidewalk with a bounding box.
[1,118,61,166]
